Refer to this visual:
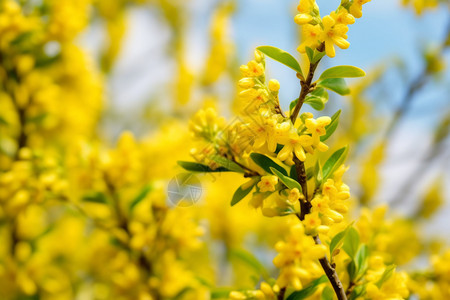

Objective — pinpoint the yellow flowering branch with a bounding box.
[289,43,347,300]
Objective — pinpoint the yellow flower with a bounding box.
[288,188,302,204]
[257,175,278,192]
[330,8,355,25]
[294,0,316,25]
[349,0,372,19]
[297,24,322,53]
[277,132,313,162]
[320,15,350,58]
[305,116,331,148]
[273,224,326,290]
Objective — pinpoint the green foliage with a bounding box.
[320,110,341,142]
[211,155,245,173]
[250,153,288,176]
[82,192,108,204]
[342,227,360,259]
[304,87,329,111]
[178,161,230,173]
[329,225,352,258]
[231,178,259,206]
[317,78,350,95]
[322,146,349,182]
[287,276,328,300]
[321,286,334,300]
[319,65,365,80]
[270,167,302,191]
[376,265,396,288]
[257,46,303,76]
[305,46,326,64]
[129,185,152,212]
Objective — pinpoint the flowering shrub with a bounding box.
[0,0,449,300]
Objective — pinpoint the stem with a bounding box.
[278,287,286,300]
[290,45,347,299]
[314,236,347,300]
[290,43,325,124]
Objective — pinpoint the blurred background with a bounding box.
[0,0,449,299]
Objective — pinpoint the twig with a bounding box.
[290,46,347,300]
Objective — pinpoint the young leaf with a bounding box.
[129,184,152,212]
[231,178,259,206]
[342,227,360,259]
[376,265,396,288]
[329,225,351,257]
[211,155,245,173]
[304,87,329,111]
[287,276,328,300]
[250,153,287,176]
[305,46,314,62]
[321,286,334,300]
[178,161,230,173]
[257,46,303,76]
[312,50,326,64]
[270,167,302,191]
[82,192,108,204]
[317,78,350,95]
[354,244,369,278]
[314,160,323,184]
[320,110,341,142]
[290,98,299,112]
[322,146,348,181]
[319,65,366,80]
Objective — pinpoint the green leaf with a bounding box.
[82,192,108,204]
[230,249,270,280]
[290,98,299,112]
[231,178,259,206]
[178,161,230,173]
[329,225,351,257]
[354,244,369,278]
[129,185,152,212]
[211,156,245,173]
[349,284,366,300]
[312,51,327,64]
[270,167,302,191]
[319,65,366,80]
[321,286,334,300]
[314,160,323,184]
[305,47,314,62]
[257,45,303,76]
[320,110,341,142]
[342,227,360,259]
[376,265,396,288]
[287,276,328,300]
[290,165,299,181]
[317,78,350,95]
[211,288,234,299]
[322,146,348,181]
[304,87,329,111]
[306,167,314,181]
[250,153,287,176]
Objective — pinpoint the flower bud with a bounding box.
[268,79,280,92]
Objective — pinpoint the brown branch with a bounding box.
[314,235,347,300]
[278,287,286,300]
[290,43,325,124]
[290,45,347,300]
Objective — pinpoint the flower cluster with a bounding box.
[296,0,371,57]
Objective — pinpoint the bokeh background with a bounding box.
[1,0,450,299]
